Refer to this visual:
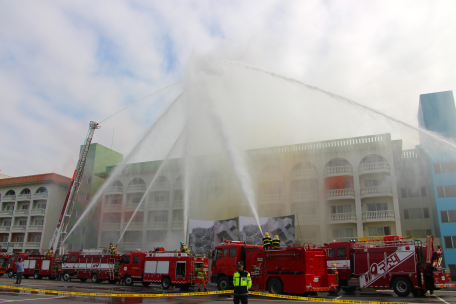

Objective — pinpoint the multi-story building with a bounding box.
[418,90,456,282]
[0,173,71,253]
[95,133,405,251]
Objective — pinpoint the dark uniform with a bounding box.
[233,261,252,304]
[262,234,272,249]
[272,236,280,249]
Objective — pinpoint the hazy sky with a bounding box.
[1,0,455,177]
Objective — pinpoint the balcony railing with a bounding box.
[11,242,24,248]
[0,226,10,231]
[2,195,16,201]
[126,222,143,229]
[328,213,357,222]
[362,210,395,220]
[14,210,29,216]
[101,222,121,230]
[28,225,43,231]
[324,165,353,176]
[0,211,13,216]
[33,193,48,200]
[30,209,46,215]
[327,188,355,199]
[147,222,168,229]
[358,162,390,173]
[17,194,31,200]
[295,214,320,224]
[126,203,144,210]
[173,200,183,208]
[259,194,284,202]
[11,225,26,231]
[174,181,182,189]
[127,184,146,192]
[291,191,319,202]
[360,187,392,198]
[291,168,318,178]
[25,242,40,248]
[106,186,123,193]
[151,182,170,190]
[104,204,122,211]
[172,221,184,229]
[0,242,8,248]
[149,202,169,210]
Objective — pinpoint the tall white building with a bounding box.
[0,173,70,253]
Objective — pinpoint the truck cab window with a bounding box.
[223,248,228,257]
[327,248,335,258]
[71,255,76,262]
[133,256,139,264]
[124,256,130,264]
[229,248,236,257]
[337,248,346,258]
[63,255,69,263]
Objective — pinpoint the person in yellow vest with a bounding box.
[108,243,118,254]
[272,235,280,249]
[180,241,190,254]
[47,247,54,257]
[262,232,272,249]
[233,261,251,304]
[196,266,207,292]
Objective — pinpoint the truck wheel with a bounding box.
[7,271,14,278]
[329,286,341,295]
[342,287,356,293]
[142,282,151,287]
[392,277,412,297]
[34,271,42,280]
[217,276,229,290]
[80,278,87,282]
[91,273,99,283]
[161,277,171,290]
[63,272,70,281]
[124,275,134,286]
[268,278,283,294]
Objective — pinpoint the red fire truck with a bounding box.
[120,249,208,289]
[324,235,455,297]
[22,254,61,280]
[212,241,338,294]
[6,253,28,278]
[61,251,122,283]
[0,254,12,277]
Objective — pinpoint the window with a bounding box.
[131,197,141,204]
[154,194,168,202]
[328,159,349,167]
[229,248,236,257]
[404,208,429,219]
[444,236,456,249]
[369,226,391,236]
[153,211,168,222]
[434,161,456,174]
[0,236,8,242]
[333,228,354,238]
[401,187,427,198]
[336,248,346,258]
[73,210,82,218]
[437,185,456,198]
[6,205,14,211]
[37,203,46,209]
[405,230,432,238]
[32,235,41,242]
[441,210,456,223]
[35,219,44,225]
[449,265,456,281]
[364,180,380,187]
[35,187,47,193]
[16,236,24,242]
[223,248,228,257]
[123,256,130,264]
[71,255,76,262]
[3,221,11,227]
[19,220,27,226]
[133,256,139,263]
[21,205,29,210]
[367,203,388,212]
[331,205,352,214]
[110,199,121,205]
[327,248,335,258]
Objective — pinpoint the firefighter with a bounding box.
[108,243,118,254]
[47,247,54,257]
[233,261,251,304]
[262,232,272,249]
[272,235,280,249]
[56,262,62,281]
[196,266,207,292]
[180,241,190,254]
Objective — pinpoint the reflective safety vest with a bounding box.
[233,270,252,295]
[262,237,272,247]
[197,269,206,280]
[272,238,280,248]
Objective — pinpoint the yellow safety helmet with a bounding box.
[265,232,269,238]
[275,235,279,239]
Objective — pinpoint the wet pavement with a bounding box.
[0,277,454,304]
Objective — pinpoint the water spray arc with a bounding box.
[116,128,187,246]
[220,60,456,151]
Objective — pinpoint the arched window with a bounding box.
[111,180,123,187]
[156,176,169,183]
[35,187,48,193]
[360,154,386,164]
[5,190,15,196]
[327,158,350,167]
[20,189,31,194]
[128,178,145,185]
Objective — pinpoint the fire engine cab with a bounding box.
[324,235,455,297]
[212,241,338,294]
[61,250,122,283]
[120,248,208,289]
[0,254,12,277]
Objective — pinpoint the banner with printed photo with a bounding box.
[239,215,295,246]
[188,217,239,254]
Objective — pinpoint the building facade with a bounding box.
[0,173,71,253]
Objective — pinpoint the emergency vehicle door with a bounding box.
[214,247,236,273]
[42,260,50,270]
[129,255,142,278]
[23,260,30,269]
[29,260,36,269]
[176,261,185,278]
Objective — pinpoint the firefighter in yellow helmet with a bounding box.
[47,247,54,257]
[262,232,272,249]
[272,235,280,249]
[108,243,118,254]
[196,266,207,292]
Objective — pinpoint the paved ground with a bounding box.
[0,277,453,304]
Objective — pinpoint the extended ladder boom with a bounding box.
[49,121,100,254]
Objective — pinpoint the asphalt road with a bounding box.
[0,277,454,304]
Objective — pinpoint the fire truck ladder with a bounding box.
[108,256,115,280]
[48,121,100,255]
